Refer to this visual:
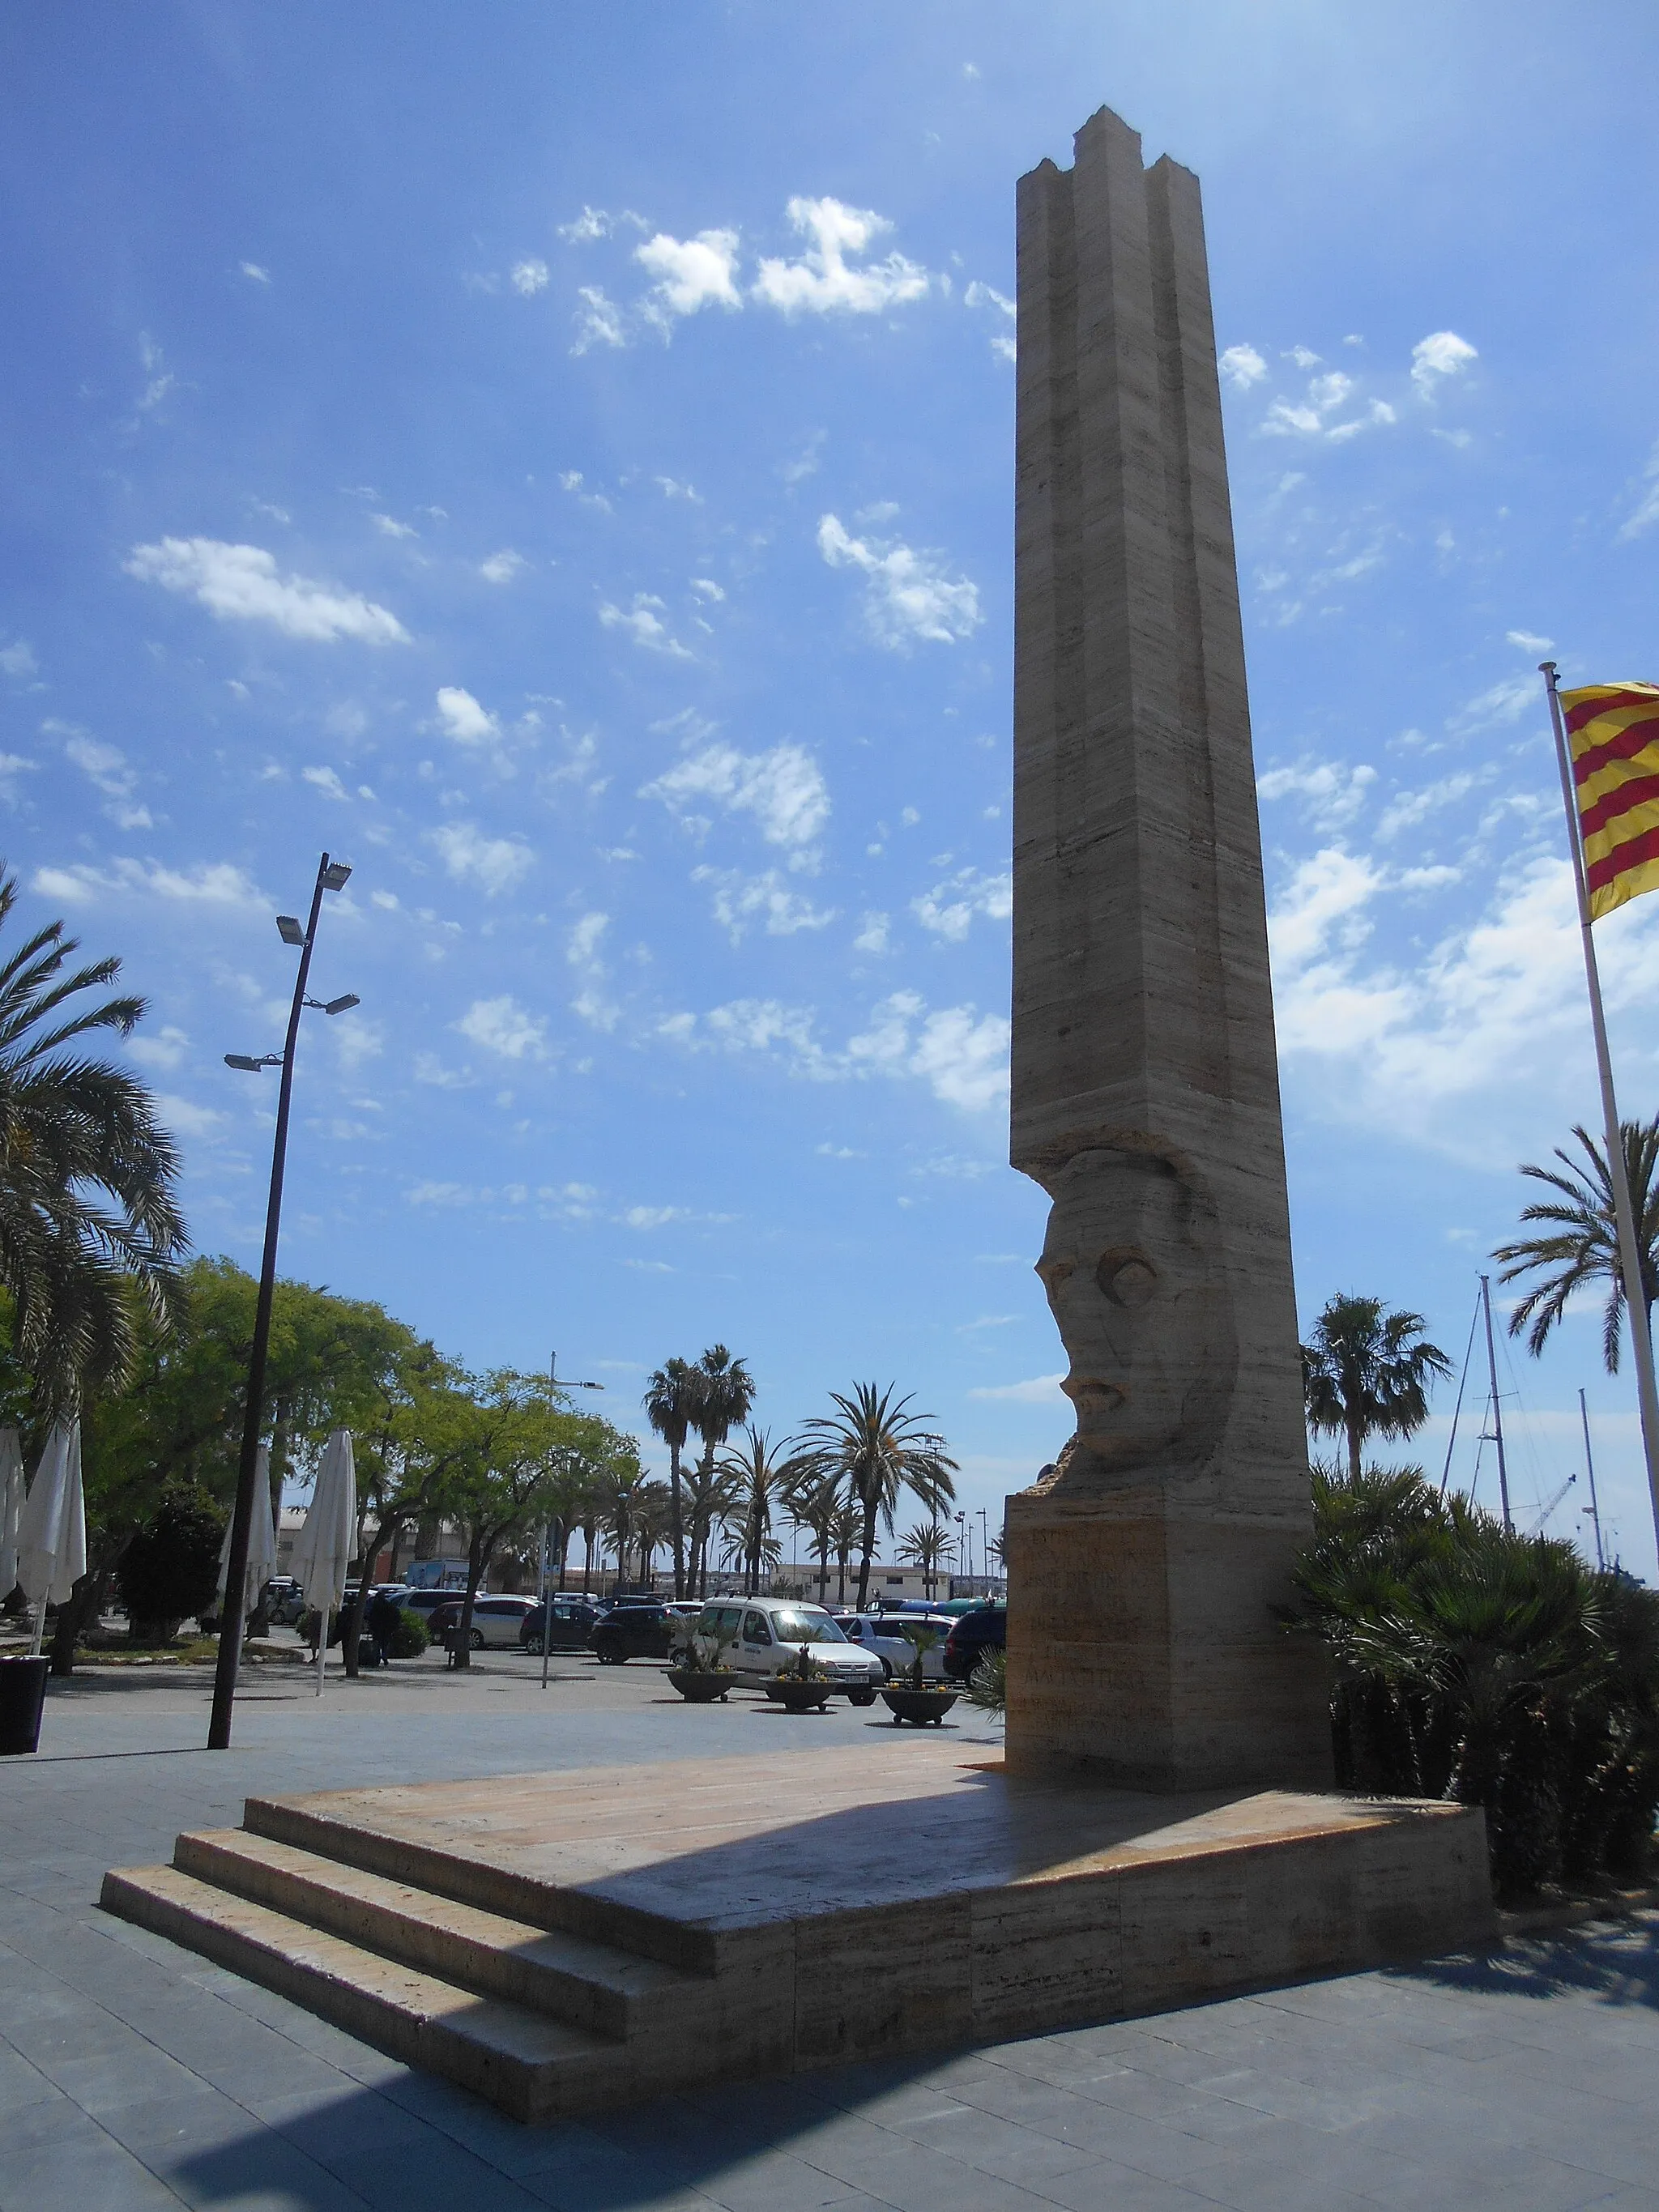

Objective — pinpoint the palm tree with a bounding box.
[687,1345,754,1588]
[896,1518,951,1600]
[633,1479,672,1587]
[784,1383,958,1611]
[642,1356,697,1597]
[831,1498,862,1605]
[0,869,189,1406]
[1302,1294,1452,1483]
[1493,1119,1659,1374]
[717,1425,790,1595]
[786,1470,840,1600]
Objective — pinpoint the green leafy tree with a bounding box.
[784,1383,957,1611]
[1494,1118,1659,1372]
[642,1356,698,1597]
[115,1487,224,1646]
[1301,1293,1452,1482]
[0,866,189,1411]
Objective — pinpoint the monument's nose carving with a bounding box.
[1003,104,1333,1789]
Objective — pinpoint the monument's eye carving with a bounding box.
[1098,1253,1156,1306]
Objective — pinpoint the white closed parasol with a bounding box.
[215,1444,277,1620]
[290,1429,356,1695]
[15,1419,87,1656]
[0,1429,23,1600]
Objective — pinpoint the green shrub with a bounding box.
[1283,1462,1659,1897]
[116,1488,224,1645]
[966,1646,1006,1717]
[390,1607,429,1658]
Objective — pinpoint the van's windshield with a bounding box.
[770,1608,846,1644]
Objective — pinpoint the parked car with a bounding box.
[837,1612,955,1683]
[693,1599,883,1700]
[519,1596,601,1654]
[399,1587,467,1628]
[264,1576,306,1626]
[942,1605,1007,1682]
[429,1594,541,1650]
[591,1601,677,1664]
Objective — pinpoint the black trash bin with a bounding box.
[0,1655,49,1755]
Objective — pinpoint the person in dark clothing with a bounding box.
[366,1589,403,1665]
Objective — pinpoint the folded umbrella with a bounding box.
[16,1419,87,1655]
[0,1428,23,1598]
[215,1445,277,1616]
[291,1429,355,1694]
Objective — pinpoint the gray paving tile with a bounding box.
[0,2129,188,2212]
[885,2095,1105,2182]
[1028,2164,1226,2212]
[326,2132,558,2210]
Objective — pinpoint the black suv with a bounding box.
[520,1597,601,1654]
[942,1605,1007,1681]
[591,1600,675,1664]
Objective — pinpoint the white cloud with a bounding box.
[753,197,930,317]
[559,469,612,512]
[568,910,608,967]
[566,910,619,1032]
[571,286,625,354]
[455,994,547,1059]
[430,821,533,897]
[413,1051,472,1089]
[1219,343,1268,390]
[480,549,526,585]
[1448,672,1537,736]
[690,577,725,601]
[847,991,1009,1110]
[407,1181,473,1206]
[32,859,262,909]
[642,740,829,850]
[1287,345,1322,369]
[817,513,980,648]
[1411,330,1478,395]
[151,1092,225,1142]
[622,1204,687,1230]
[1507,629,1554,654]
[912,867,1012,942]
[655,475,701,502]
[126,538,408,644]
[301,765,350,802]
[240,262,271,283]
[855,911,890,954]
[557,206,645,243]
[1256,759,1376,832]
[510,258,549,296]
[58,727,135,800]
[372,513,416,539]
[1617,441,1659,542]
[434,685,501,745]
[0,639,38,679]
[693,866,837,943]
[968,1373,1067,1405]
[1377,774,1478,839]
[634,228,742,330]
[599,594,693,658]
[965,280,1016,362]
[128,1024,190,1071]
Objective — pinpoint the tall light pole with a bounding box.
[539,1353,603,1685]
[208,853,357,1750]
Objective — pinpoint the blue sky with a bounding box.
[4,2,1658,1577]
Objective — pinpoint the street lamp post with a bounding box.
[540,1353,603,1685]
[207,852,356,1751]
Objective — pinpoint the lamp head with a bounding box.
[319,861,352,892]
[224,1054,268,1072]
[276,915,305,947]
[322,993,360,1016]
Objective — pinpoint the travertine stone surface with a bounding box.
[102,1747,1493,2121]
[1006,104,1329,1787]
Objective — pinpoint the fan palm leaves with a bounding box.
[1492,1119,1659,1374]
[0,868,189,1407]
[716,1424,789,1595]
[784,1382,957,1611]
[1301,1294,1452,1481]
[642,1355,697,1597]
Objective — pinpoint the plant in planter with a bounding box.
[769,1643,833,1711]
[668,1617,739,1702]
[881,1626,959,1725]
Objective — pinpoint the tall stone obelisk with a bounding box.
[1004,106,1332,1791]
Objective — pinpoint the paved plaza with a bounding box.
[2,1654,1657,2212]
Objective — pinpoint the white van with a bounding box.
[693,1599,884,1702]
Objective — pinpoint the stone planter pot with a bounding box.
[881,1686,959,1727]
[768,1677,832,1712]
[667,1668,734,1703]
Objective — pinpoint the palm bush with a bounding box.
[1284,1462,1659,1894]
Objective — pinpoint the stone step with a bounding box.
[170,1829,697,2039]
[100,1863,628,2125]
[242,1790,717,1970]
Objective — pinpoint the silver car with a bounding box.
[837,1612,954,1683]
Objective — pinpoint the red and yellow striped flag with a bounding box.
[1563,681,1659,919]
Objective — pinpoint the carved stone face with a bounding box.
[1034,1147,1235,1471]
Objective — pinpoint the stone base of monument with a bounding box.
[101,1744,1493,2125]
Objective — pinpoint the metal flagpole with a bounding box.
[1541,663,1659,1552]
[1579,1388,1606,1571]
[1479,1273,1512,1531]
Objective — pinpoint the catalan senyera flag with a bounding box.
[1562,681,1659,919]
